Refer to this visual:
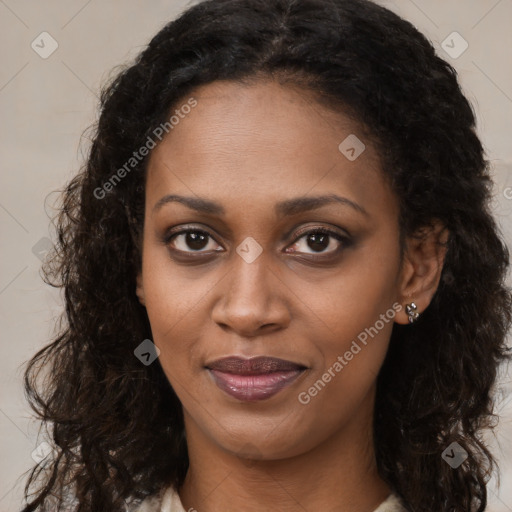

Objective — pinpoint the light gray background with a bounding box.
[1,1,511,510]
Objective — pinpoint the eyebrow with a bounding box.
[152,193,369,217]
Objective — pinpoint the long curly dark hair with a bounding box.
[21,0,512,510]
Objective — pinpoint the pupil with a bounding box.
[187,232,208,250]
[308,233,328,252]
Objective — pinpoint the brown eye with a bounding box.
[286,228,350,255]
[166,229,222,253]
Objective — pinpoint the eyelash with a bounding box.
[162,225,351,261]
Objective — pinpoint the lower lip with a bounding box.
[208,369,304,401]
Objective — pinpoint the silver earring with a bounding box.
[406,302,420,323]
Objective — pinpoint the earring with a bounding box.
[405,302,420,323]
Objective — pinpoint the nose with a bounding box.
[211,252,291,338]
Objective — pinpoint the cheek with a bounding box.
[308,233,401,344]
[141,248,192,349]
[141,236,210,336]
[296,232,400,405]
[294,315,394,447]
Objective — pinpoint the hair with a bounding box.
[21,0,512,510]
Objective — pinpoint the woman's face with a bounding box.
[137,79,406,460]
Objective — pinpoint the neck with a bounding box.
[178,387,391,512]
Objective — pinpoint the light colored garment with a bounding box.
[130,485,407,512]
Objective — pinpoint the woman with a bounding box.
[21,0,512,511]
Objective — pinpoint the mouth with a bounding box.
[205,356,308,402]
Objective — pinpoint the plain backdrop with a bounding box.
[1,1,511,510]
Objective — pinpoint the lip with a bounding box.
[205,356,307,401]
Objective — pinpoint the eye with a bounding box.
[165,228,222,254]
[163,225,351,258]
[286,227,350,256]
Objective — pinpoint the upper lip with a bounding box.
[205,356,307,375]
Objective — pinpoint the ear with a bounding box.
[136,272,145,307]
[395,220,449,325]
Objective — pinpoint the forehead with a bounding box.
[145,79,396,221]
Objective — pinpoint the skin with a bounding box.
[136,79,448,512]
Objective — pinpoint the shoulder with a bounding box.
[127,486,186,512]
[373,492,408,512]
[130,487,405,512]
